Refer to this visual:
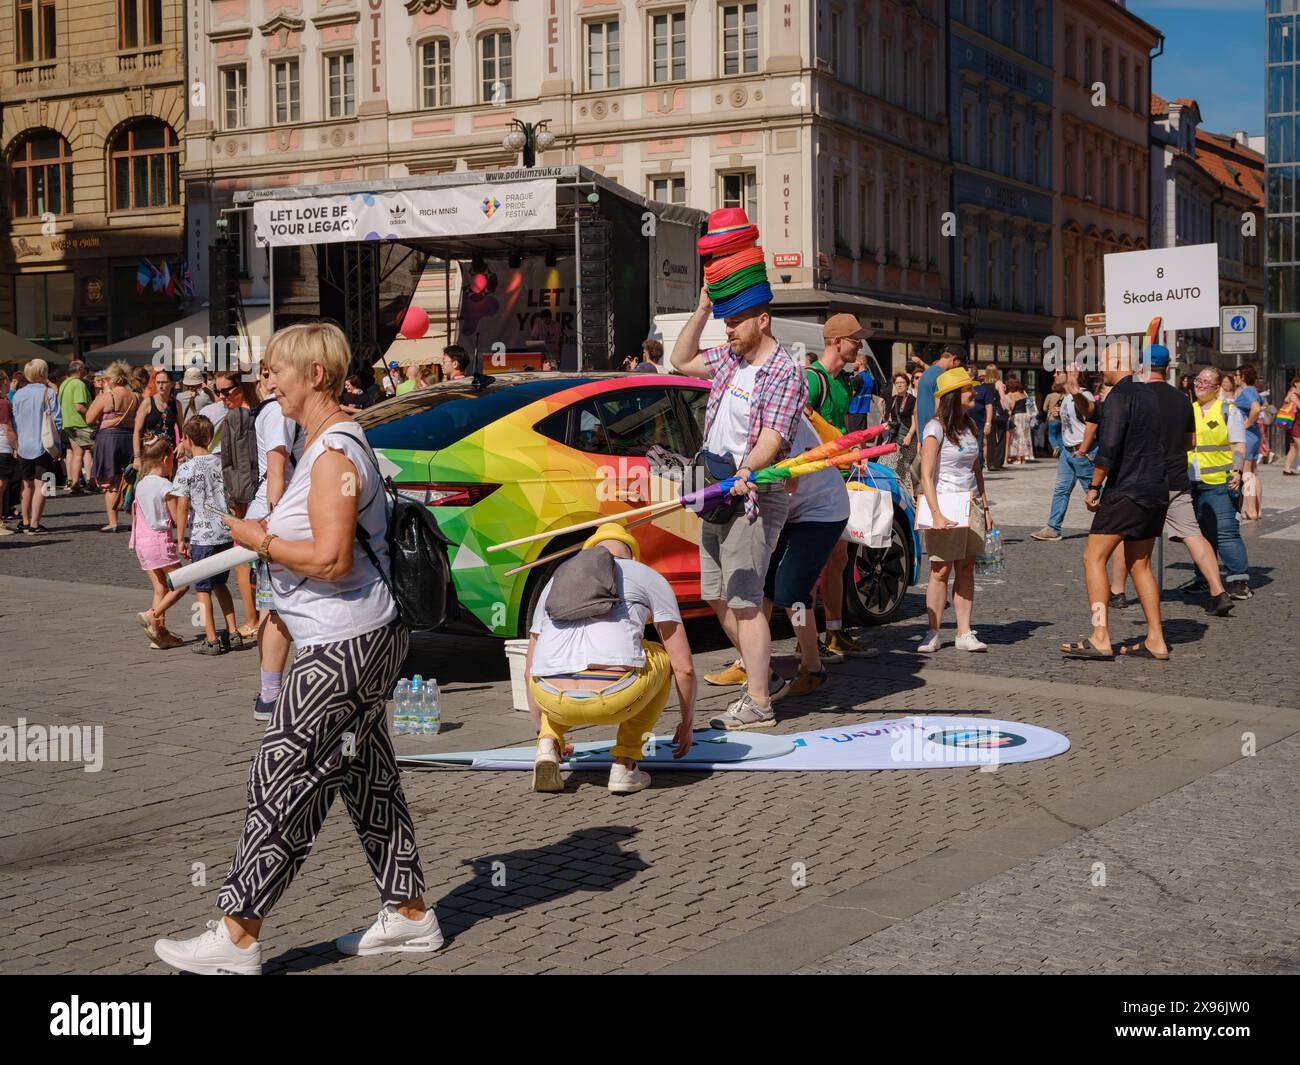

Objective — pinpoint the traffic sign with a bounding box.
[1219,305,1257,355]
[1084,313,1107,337]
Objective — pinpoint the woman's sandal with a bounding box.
[1060,636,1114,660]
[1118,642,1170,661]
[100,524,118,532]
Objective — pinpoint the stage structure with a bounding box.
[222,167,704,375]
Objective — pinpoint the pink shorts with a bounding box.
[130,517,180,572]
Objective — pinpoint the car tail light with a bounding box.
[395,482,502,508]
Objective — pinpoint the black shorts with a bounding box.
[0,454,14,480]
[763,519,847,609]
[1090,491,1167,542]
[14,452,56,482]
[189,541,233,593]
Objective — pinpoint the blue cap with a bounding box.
[388,361,400,369]
[1147,344,1170,368]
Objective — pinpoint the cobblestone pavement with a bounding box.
[0,463,1295,974]
[799,732,1300,975]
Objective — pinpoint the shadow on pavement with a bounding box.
[262,826,648,973]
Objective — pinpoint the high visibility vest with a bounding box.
[1189,399,1234,486]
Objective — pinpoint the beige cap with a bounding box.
[823,313,872,341]
[182,366,205,386]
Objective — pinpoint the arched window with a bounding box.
[109,119,180,211]
[9,129,73,217]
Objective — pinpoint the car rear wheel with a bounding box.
[843,512,912,626]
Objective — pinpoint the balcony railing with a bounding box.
[15,64,57,85]
[118,50,165,73]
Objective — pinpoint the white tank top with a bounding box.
[264,421,397,647]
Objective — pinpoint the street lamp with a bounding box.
[503,119,557,168]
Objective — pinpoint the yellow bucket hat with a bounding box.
[933,367,977,400]
[582,522,640,561]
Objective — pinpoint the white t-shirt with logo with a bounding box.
[135,474,175,532]
[705,360,759,467]
[922,418,978,493]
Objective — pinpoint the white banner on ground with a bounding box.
[252,181,557,248]
[400,717,1070,772]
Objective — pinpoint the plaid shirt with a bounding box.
[701,340,808,519]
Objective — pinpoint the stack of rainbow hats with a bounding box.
[698,208,771,319]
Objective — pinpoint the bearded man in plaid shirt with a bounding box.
[670,285,807,730]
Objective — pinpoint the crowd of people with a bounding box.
[0,210,1289,972]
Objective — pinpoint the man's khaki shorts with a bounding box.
[699,489,790,609]
[66,426,95,448]
[1163,489,1200,542]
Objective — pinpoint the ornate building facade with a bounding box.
[947,0,1055,372]
[1053,0,1158,347]
[184,0,964,363]
[0,0,188,355]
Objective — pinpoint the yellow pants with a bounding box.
[530,641,672,762]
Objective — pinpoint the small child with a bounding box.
[171,415,240,655]
[130,434,188,648]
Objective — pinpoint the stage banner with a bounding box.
[399,717,1070,772]
[455,255,577,365]
[252,180,557,248]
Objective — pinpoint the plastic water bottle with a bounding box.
[392,678,415,735]
[423,679,442,736]
[976,528,1005,576]
[409,675,424,733]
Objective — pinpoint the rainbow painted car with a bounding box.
[359,373,919,637]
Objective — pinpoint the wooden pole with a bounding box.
[502,511,666,578]
[486,497,683,553]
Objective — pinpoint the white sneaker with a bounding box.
[917,630,942,654]
[608,763,651,794]
[532,736,563,793]
[955,631,988,652]
[335,904,444,957]
[153,918,262,975]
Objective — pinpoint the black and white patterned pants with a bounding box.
[217,618,425,919]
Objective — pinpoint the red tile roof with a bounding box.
[1195,129,1265,208]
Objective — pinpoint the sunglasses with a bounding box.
[215,385,239,397]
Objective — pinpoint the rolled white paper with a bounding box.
[166,545,257,590]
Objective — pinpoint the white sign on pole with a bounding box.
[1103,243,1220,334]
[251,181,558,248]
[1219,304,1257,355]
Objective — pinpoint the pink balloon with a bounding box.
[400,305,430,340]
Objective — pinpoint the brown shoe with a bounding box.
[787,668,828,697]
[704,659,747,686]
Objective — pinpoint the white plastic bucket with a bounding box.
[504,639,530,711]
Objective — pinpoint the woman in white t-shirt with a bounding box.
[918,367,995,654]
[154,322,436,978]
